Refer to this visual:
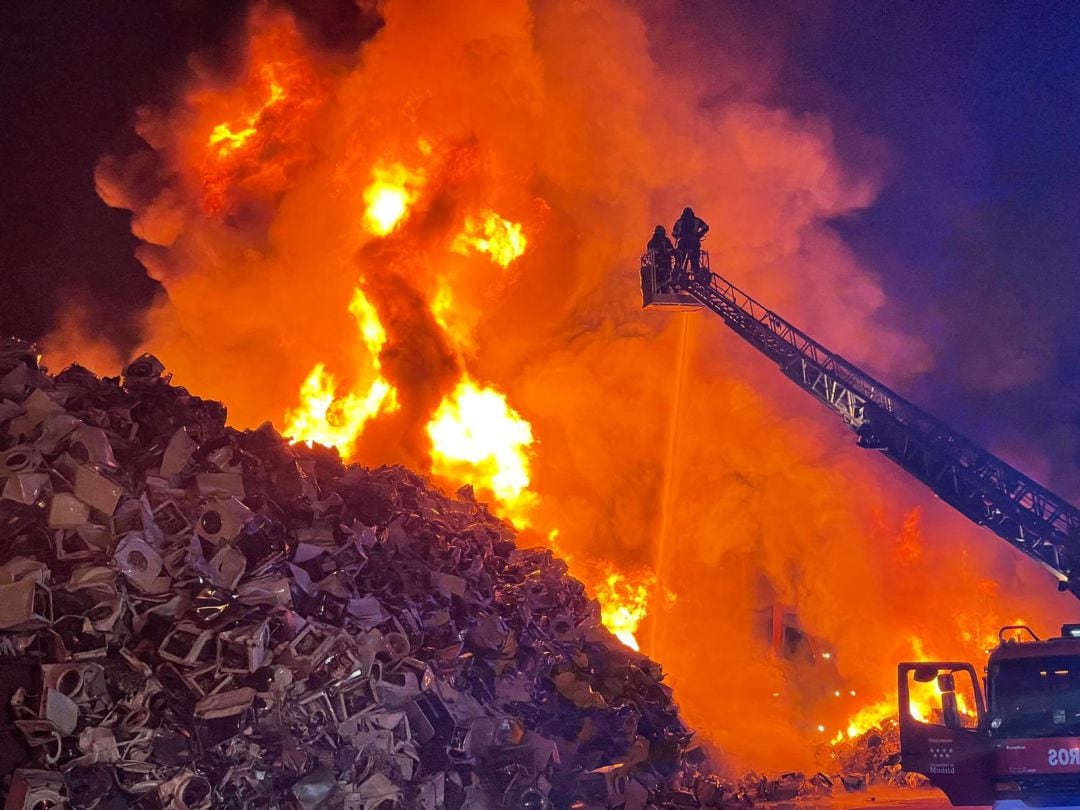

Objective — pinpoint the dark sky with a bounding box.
[1,1,1077,496]
[779,2,1080,499]
[0,1,251,350]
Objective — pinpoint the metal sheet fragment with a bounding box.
[72,465,123,515]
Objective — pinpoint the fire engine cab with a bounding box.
[901,625,1080,806]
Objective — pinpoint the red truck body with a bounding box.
[900,629,1080,806]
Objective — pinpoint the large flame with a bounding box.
[595,568,655,651]
[832,628,1011,744]
[283,287,398,456]
[82,0,1075,773]
[363,163,426,236]
[426,378,537,525]
[452,210,528,267]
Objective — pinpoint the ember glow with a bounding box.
[452,210,528,267]
[426,378,536,525]
[85,0,1074,772]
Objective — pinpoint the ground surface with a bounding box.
[784,788,954,810]
[843,794,952,810]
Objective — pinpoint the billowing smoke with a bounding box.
[57,0,1072,771]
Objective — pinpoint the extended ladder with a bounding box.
[643,251,1080,592]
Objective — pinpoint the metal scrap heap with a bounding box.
[820,718,928,792]
[0,340,734,810]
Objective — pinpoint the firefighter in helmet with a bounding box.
[646,225,676,290]
[672,206,709,280]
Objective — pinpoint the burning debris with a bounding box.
[1,339,772,809]
[65,1,1061,769]
[817,718,929,794]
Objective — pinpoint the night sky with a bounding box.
[1,1,1077,498]
[782,2,1080,502]
[0,0,252,353]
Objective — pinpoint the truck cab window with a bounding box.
[990,656,1080,737]
[905,666,981,730]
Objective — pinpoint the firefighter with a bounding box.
[672,206,709,280]
[646,225,675,290]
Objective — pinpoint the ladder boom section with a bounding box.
[677,264,1080,589]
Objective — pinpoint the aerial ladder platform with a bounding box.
[641,251,1080,595]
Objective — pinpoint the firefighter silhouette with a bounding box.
[672,206,709,281]
[646,225,675,290]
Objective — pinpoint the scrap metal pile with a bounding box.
[819,718,929,793]
[731,718,929,805]
[0,340,747,809]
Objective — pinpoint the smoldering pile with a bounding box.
[0,339,753,810]
[816,718,929,793]
[729,716,929,805]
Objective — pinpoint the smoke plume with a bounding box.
[64,0,1072,770]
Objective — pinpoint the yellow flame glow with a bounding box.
[452,210,527,267]
[207,67,286,159]
[426,378,536,525]
[595,569,656,651]
[429,276,477,355]
[362,163,425,235]
[831,697,898,744]
[832,635,981,744]
[283,287,398,455]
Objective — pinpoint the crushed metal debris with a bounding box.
[817,718,930,793]
[0,339,928,808]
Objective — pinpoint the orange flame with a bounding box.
[362,163,426,236]
[832,634,985,743]
[426,378,536,525]
[595,569,655,651]
[831,697,899,744]
[283,287,398,456]
[429,276,478,355]
[452,210,528,267]
[190,16,324,214]
[92,1,1078,773]
[206,65,286,159]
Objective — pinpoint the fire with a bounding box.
[92,0,1077,773]
[832,697,898,744]
[959,606,1026,653]
[831,689,941,745]
[595,569,654,651]
[362,163,425,236]
[189,15,323,214]
[426,378,536,525]
[833,635,982,743]
[431,278,454,333]
[349,287,388,359]
[428,276,478,356]
[206,65,286,159]
[283,287,397,456]
[452,210,528,267]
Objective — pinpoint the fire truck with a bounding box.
[642,249,1080,806]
